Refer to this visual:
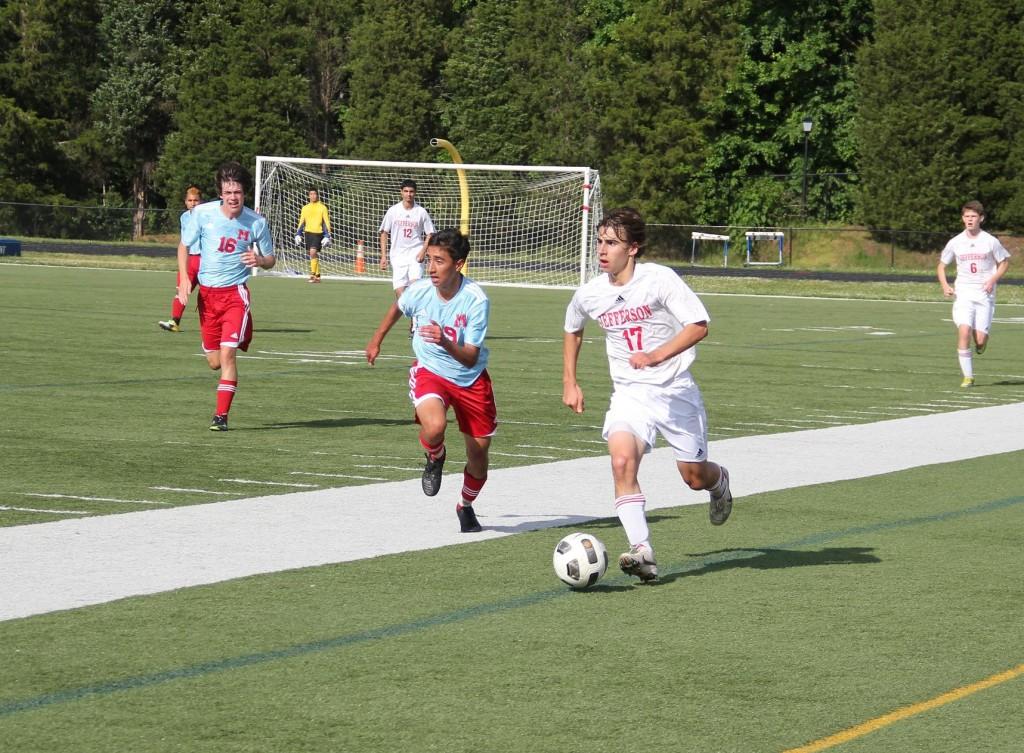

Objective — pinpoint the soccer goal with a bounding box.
[254,156,602,288]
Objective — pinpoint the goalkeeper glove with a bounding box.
[321,234,331,248]
[294,234,303,247]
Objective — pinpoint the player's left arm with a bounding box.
[244,218,276,270]
[985,257,1010,293]
[417,231,433,264]
[629,321,708,369]
[321,205,332,245]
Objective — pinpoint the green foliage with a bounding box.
[155,0,313,199]
[696,0,871,225]
[342,0,450,160]
[587,0,740,220]
[4,0,1024,236]
[855,0,1024,241]
[440,0,594,165]
[0,0,102,129]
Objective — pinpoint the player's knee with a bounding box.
[679,463,708,490]
[609,453,636,482]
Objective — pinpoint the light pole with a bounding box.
[801,119,813,218]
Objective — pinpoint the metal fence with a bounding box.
[649,223,1024,274]
[0,201,176,242]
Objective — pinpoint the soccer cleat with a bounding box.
[709,465,733,526]
[421,449,446,496]
[209,414,229,431]
[456,504,482,533]
[960,376,975,389]
[975,339,987,355]
[308,275,321,284]
[158,320,180,332]
[619,544,658,582]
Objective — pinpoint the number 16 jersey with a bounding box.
[564,262,710,387]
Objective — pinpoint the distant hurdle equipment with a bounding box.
[690,231,731,267]
[744,231,785,266]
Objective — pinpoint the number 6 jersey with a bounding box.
[940,229,1011,301]
[564,262,710,387]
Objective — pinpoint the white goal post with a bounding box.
[254,156,603,288]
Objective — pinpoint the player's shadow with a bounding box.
[989,379,1024,386]
[656,546,879,585]
[484,513,671,535]
[252,417,407,430]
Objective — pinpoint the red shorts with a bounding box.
[409,364,497,438]
[178,254,201,288]
[198,284,253,353]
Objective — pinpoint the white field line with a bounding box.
[217,479,320,488]
[0,506,90,515]
[19,493,168,506]
[3,402,1024,622]
[290,472,388,481]
[149,487,236,495]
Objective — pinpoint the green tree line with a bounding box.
[2,0,1023,241]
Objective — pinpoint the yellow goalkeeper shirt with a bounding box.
[297,202,332,234]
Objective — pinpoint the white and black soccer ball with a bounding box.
[552,532,609,590]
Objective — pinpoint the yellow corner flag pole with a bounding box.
[430,138,470,275]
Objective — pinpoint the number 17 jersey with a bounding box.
[564,262,710,387]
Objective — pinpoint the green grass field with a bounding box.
[2,262,1023,752]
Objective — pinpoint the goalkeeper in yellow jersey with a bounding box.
[294,188,332,283]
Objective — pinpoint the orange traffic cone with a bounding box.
[355,240,366,274]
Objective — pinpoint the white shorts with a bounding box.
[392,259,423,289]
[952,293,995,333]
[602,375,708,462]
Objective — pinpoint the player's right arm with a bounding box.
[176,240,191,304]
[937,260,954,297]
[379,230,389,269]
[366,302,404,365]
[562,329,585,414]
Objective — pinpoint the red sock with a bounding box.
[216,379,237,416]
[419,437,445,460]
[171,296,185,321]
[461,469,486,506]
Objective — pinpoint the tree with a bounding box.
[440,0,594,165]
[585,0,740,221]
[305,0,361,158]
[156,0,312,203]
[696,0,871,225]
[0,0,103,201]
[91,0,186,237]
[855,0,1024,239]
[343,0,451,160]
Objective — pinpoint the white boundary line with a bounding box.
[2,403,1024,622]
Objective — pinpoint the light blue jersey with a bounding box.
[180,209,200,255]
[182,200,273,288]
[398,276,490,386]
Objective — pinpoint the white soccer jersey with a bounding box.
[379,202,436,265]
[940,229,1011,299]
[565,263,710,387]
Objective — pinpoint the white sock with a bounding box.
[708,464,727,497]
[615,493,649,548]
[958,349,973,378]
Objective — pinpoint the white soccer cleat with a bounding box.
[618,544,658,582]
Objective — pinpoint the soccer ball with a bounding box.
[552,532,609,589]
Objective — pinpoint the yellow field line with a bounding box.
[784,662,1024,753]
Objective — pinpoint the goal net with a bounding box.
[255,156,602,288]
